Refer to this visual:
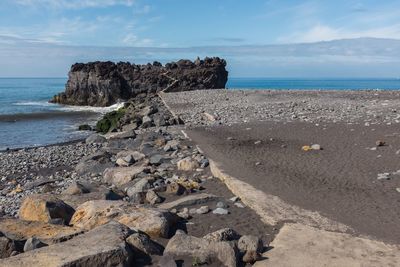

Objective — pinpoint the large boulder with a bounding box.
[18,195,75,225]
[70,200,175,238]
[50,57,228,107]
[164,230,238,267]
[0,221,133,267]
[0,218,82,244]
[103,165,147,187]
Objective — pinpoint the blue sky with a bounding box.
[1,0,400,77]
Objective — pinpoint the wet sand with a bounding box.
[187,121,400,244]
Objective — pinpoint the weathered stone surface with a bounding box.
[164,230,238,267]
[126,232,163,256]
[50,57,228,107]
[126,178,151,198]
[203,228,241,242]
[0,236,16,259]
[177,157,199,171]
[59,187,123,209]
[255,223,400,267]
[18,194,75,225]
[63,182,90,195]
[23,237,48,252]
[116,151,145,162]
[103,165,147,186]
[159,193,219,210]
[238,235,263,264]
[0,221,133,267]
[0,218,83,244]
[70,200,174,237]
[146,190,162,205]
[165,182,185,195]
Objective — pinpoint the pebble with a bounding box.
[212,208,229,215]
[377,173,390,180]
[311,144,321,150]
[216,201,227,208]
[196,206,210,214]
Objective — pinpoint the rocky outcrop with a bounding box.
[0,222,133,267]
[50,57,228,106]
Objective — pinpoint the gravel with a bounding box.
[162,89,400,126]
[0,142,101,216]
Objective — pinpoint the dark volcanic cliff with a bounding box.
[51,57,228,106]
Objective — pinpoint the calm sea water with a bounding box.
[1,77,400,150]
[227,78,400,90]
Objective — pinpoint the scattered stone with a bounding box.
[23,237,48,252]
[70,200,174,237]
[196,206,210,214]
[103,165,147,186]
[203,228,241,242]
[146,190,162,205]
[19,194,75,225]
[177,208,190,219]
[126,178,151,198]
[212,208,229,215]
[238,235,263,264]
[311,144,322,150]
[129,192,147,204]
[165,182,186,195]
[126,232,164,256]
[164,230,237,267]
[216,201,227,209]
[254,140,261,145]
[116,155,134,167]
[164,140,179,152]
[63,181,90,195]
[377,173,390,180]
[177,157,199,171]
[203,112,217,122]
[376,140,386,147]
[150,154,165,165]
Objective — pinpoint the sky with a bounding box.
[1,0,400,77]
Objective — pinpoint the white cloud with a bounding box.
[122,33,153,47]
[279,24,400,43]
[15,0,135,9]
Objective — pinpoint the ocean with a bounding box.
[0,78,122,150]
[1,77,400,150]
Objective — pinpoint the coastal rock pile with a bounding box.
[50,57,228,106]
[0,94,268,266]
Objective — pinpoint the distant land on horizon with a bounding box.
[1,37,400,78]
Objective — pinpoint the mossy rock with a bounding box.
[96,108,126,134]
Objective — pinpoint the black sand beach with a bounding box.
[187,122,400,243]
